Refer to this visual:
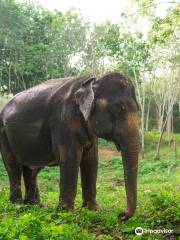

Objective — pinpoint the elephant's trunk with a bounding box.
[118,113,139,220]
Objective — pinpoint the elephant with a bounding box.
[0,72,139,220]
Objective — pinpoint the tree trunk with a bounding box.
[145,98,151,131]
[155,106,162,131]
[141,107,145,159]
[155,112,168,160]
[154,121,166,160]
[8,62,12,93]
[166,109,173,135]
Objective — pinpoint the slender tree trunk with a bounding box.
[166,109,173,135]
[92,44,98,76]
[145,98,151,131]
[166,108,174,146]
[141,83,145,159]
[155,103,174,160]
[8,62,12,93]
[155,106,162,131]
[154,117,167,160]
[20,72,26,90]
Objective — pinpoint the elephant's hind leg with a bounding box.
[23,166,41,204]
[0,133,22,203]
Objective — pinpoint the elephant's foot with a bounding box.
[82,201,99,211]
[24,198,41,205]
[24,201,43,208]
[58,201,74,211]
[10,192,23,204]
[118,210,134,221]
[10,198,23,204]
[24,190,41,205]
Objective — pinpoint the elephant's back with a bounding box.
[1,76,86,123]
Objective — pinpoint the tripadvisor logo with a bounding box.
[135,227,143,235]
[135,227,174,235]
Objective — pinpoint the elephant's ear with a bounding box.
[74,77,96,121]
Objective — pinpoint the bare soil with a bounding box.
[98,149,120,158]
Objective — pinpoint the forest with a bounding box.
[0,0,180,239]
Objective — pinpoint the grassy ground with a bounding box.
[0,133,180,240]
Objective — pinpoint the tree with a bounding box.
[0,1,88,93]
[148,4,180,158]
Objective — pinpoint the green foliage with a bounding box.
[0,1,87,93]
[133,0,156,16]
[150,5,180,45]
[0,94,11,108]
[144,131,180,149]
[98,138,116,150]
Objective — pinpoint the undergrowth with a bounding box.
[0,133,180,239]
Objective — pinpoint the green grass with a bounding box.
[0,134,180,239]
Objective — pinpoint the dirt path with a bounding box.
[99,149,120,158]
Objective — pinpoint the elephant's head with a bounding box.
[75,72,140,220]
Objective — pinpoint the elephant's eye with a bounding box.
[109,103,126,116]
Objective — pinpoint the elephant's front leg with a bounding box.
[80,138,99,210]
[59,144,82,210]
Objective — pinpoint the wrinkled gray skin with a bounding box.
[0,72,139,220]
